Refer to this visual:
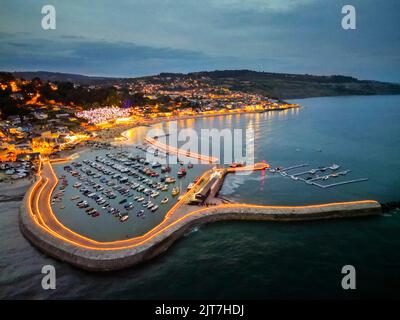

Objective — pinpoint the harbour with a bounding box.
[19,156,381,271]
[3,95,400,298]
[19,113,384,270]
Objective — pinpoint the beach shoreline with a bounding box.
[93,108,297,144]
[0,178,33,202]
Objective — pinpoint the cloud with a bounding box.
[209,0,316,12]
[0,33,226,76]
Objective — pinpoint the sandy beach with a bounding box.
[0,178,32,202]
[92,109,280,143]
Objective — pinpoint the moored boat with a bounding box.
[330,164,340,171]
[165,177,176,184]
[152,162,161,168]
[137,210,145,217]
[161,197,169,204]
[120,215,129,222]
[172,187,180,197]
[187,182,194,191]
[161,166,171,173]
[177,168,186,178]
[91,211,100,217]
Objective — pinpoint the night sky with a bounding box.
[1,0,399,81]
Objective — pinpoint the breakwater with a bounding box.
[19,171,381,271]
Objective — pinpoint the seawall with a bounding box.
[19,178,382,271]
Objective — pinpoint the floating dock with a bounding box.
[269,163,369,189]
[311,178,369,189]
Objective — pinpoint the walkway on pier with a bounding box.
[226,162,270,172]
[145,137,219,163]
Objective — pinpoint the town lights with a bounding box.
[76,107,132,125]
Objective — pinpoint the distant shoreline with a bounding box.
[10,70,400,99]
[287,93,400,101]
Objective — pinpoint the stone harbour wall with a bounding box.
[19,186,382,271]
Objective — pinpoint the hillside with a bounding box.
[11,69,400,99]
[12,71,114,85]
[186,70,400,99]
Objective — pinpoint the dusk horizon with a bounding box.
[1,0,400,82]
[4,68,400,84]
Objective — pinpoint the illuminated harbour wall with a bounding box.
[19,161,381,271]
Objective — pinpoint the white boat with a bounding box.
[172,187,180,197]
[152,162,161,168]
[120,215,129,222]
[187,183,194,191]
[165,177,176,184]
[330,164,340,171]
[161,197,169,204]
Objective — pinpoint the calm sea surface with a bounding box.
[1,95,399,299]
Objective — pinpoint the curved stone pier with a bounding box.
[19,166,382,271]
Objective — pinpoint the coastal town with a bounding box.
[0,72,298,182]
[1,0,398,303]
